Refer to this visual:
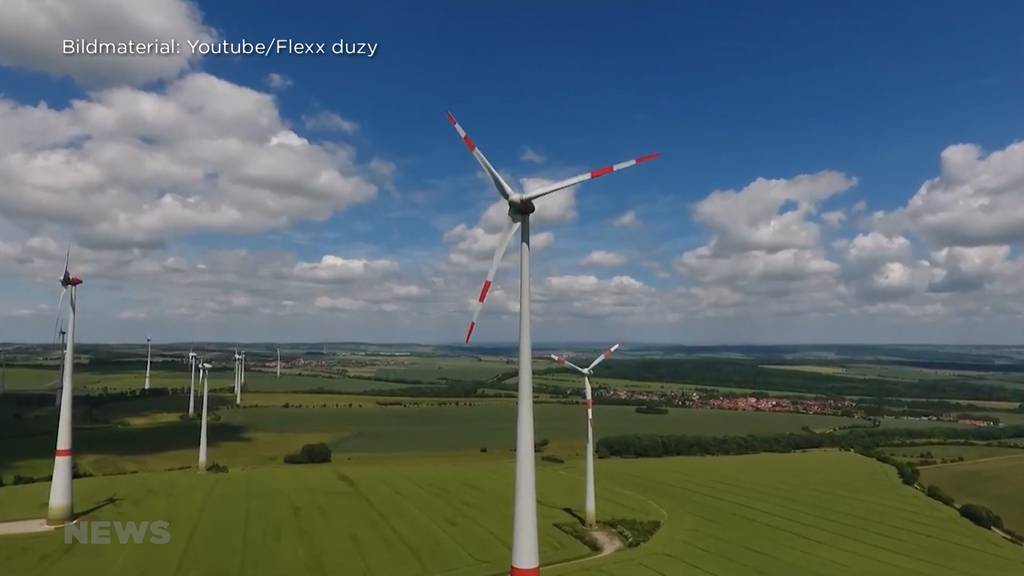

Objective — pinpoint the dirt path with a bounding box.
[0,518,63,536]
[544,527,625,571]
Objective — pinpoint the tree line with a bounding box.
[596,425,1024,459]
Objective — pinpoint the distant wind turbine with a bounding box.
[233,349,242,406]
[551,344,620,529]
[188,349,198,417]
[144,336,152,390]
[447,110,657,575]
[198,360,211,472]
[277,347,281,379]
[48,248,82,525]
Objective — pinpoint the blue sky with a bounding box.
[1,1,1023,344]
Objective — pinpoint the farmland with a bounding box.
[3,348,1024,574]
[0,451,1020,575]
[921,454,1024,535]
[0,394,864,478]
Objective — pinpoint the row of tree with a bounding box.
[596,425,1024,459]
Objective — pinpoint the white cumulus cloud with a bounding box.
[0,0,214,88]
[0,73,380,248]
[581,250,627,267]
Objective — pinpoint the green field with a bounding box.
[0,399,864,479]
[921,454,1024,534]
[0,367,411,394]
[358,355,514,382]
[885,443,1024,463]
[4,353,1024,574]
[0,451,1019,575]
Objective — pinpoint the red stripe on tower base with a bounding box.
[585,399,593,409]
[55,449,72,457]
[463,135,476,152]
[478,280,492,303]
[510,567,540,576]
[590,165,614,178]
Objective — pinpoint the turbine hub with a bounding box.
[508,198,536,216]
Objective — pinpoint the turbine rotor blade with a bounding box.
[52,287,67,345]
[520,152,660,202]
[586,343,620,372]
[465,217,520,343]
[446,111,515,201]
[550,354,586,374]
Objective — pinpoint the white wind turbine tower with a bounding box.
[198,360,211,472]
[447,111,658,575]
[241,350,246,391]
[55,327,67,407]
[188,349,198,417]
[48,249,82,525]
[276,348,281,379]
[144,336,152,390]
[551,344,620,529]
[233,349,242,406]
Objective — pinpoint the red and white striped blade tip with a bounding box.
[465,321,476,343]
[477,280,492,303]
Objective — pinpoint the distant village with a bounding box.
[597,387,857,416]
[595,387,999,426]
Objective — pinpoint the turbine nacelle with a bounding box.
[58,247,82,287]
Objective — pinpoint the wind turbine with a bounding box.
[55,327,67,407]
[551,344,620,529]
[144,336,152,390]
[48,249,82,525]
[233,349,241,406]
[447,111,657,575]
[276,348,281,379]
[188,349,198,416]
[198,360,211,472]
[240,350,246,391]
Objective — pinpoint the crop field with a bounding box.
[0,367,411,394]
[358,355,514,382]
[0,451,1020,575]
[0,396,863,479]
[884,443,1024,463]
[761,364,848,375]
[921,454,1024,534]
[218,403,863,454]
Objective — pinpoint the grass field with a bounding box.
[219,403,862,454]
[0,367,411,394]
[0,396,864,479]
[884,443,1024,463]
[0,451,1019,575]
[360,355,514,382]
[921,454,1024,534]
